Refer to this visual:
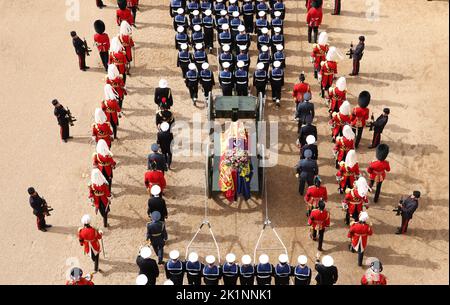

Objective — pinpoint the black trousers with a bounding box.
[162,150,172,168]
[60,123,70,140]
[256,85,267,98]
[223,275,238,285]
[222,85,233,96]
[400,217,410,234]
[345,209,360,225]
[352,58,361,75]
[187,83,198,99]
[130,6,137,23]
[299,177,314,195]
[98,201,109,227]
[151,242,164,263]
[236,84,248,96]
[352,127,364,149]
[204,30,214,49]
[239,276,255,285]
[204,278,219,285]
[99,51,109,71]
[357,244,364,266]
[371,131,381,147]
[90,251,100,271]
[256,277,272,285]
[333,0,341,14]
[36,213,46,230]
[308,26,319,43]
[110,119,118,139]
[312,228,325,250]
[187,274,202,285]
[369,180,383,202]
[244,16,254,33]
[202,84,213,98]
[274,276,290,285]
[77,53,87,70]
[271,82,282,100]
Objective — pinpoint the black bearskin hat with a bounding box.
[94,20,106,34]
[376,144,389,161]
[358,91,371,108]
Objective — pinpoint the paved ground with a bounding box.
[0,0,448,284]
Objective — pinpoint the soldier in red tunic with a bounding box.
[92,108,114,148]
[292,72,311,119]
[101,84,121,139]
[145,161,167,194]
[78,214,103,272]
[336,149,360,194]
[93,139,116,191]
[306,1,323,43]
[330,101,351,142]
[109,36,128,83]
[304,176,327,217]
[127,0,140,23]
[367,144,390,203]
[328,76,347,116]
[351,91,371,148]
[106,64,127,109]
[342,177,369,225]
[308,200,330,251]
[310,31,328,79]
[93,20,110,71]
[117,0,135,27]
[119,21,135,76]
[361,260,387,285]
[318,46,342,98]
[333,125,355,169]
[348,211,373,266]
[66,267,94,285]
[89,168,111,228]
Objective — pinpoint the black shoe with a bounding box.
[45,224,52,228]
[63,139,68,143]
[85,66,90,69]
[158,260,165,265]
[395,230,402,235]
[318,247,323,251]
[39,228,47,232]
[368,145,376,149]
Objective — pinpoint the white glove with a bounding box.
[309,56,314,63]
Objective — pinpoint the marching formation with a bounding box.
[23,0,424,286]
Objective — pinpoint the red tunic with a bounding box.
[116,8,134,26]
[336,163,360,189]
[66,278,95,286]
[311,44,328,69]
[92,123,113,148]
[351,107,370,128]
[101,99,121,125]
[78,226,103,255]
[93,153,116,179]
[127,0,139,7]
[328,86,347,113]
[361,273,387,285]
[331,113,351,138]
[334,136,355,163]
[89,183,111,210]
[308,209,330,230]
[367,160,390,182]
[320,61,338,88]
[106,76,127,99]
[144,170,167,192]
[306,7,323,27]
[304,185,328,209]
[292,82,311,103]
[343,189,368,217]
[93,33,110,53]
[109,51,128,75]
[348,222,373,252]
[119,34,135,61]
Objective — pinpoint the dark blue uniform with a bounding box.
[219,51,234,71]
[165,259,185,285]
[294,265,312,285]
[214,2,226,18]
[229,17,242,43]
[174,14,188,31]
[215,16,229,33]
[222,262,239,285]
[200,0,212,13]
[186,1,200,14]
[218,30,232,46]
[258,50,271,71]
[192,30,205,46]
[242,1,255,33]
[271,33,285,51]
[236,52,250,71]
[272,1,286,19]
[146,221,165,264]
[274,263,292,285]
[235,68,249,96]
[147,152,168,171]
[202,264,222,285]
[296,100,315,125]
[257,33,270,51]
[193,49,208,71]
[239,264,255,285]
[200,67,215,98]
[256,262,274,285]
[255,17,269,35]
[270,17,283,34]
[177,49,192,78]
[270,66,284,101]
[235,32,250,51]
[175,31,189,50]
[202,14,215,49]
[296,157,319,195]
[190,15,203,30]
[185,260,203,285]
[219,69,234,96]
[253,67,268,97]
[272,49,285,68]
[185,68,199,100]
[170,0,184,18]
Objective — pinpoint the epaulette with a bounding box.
[345,188,351,194]
[320,61,326,67]
[339,161,345,167]
[78,227,83,232]
[349,220,356,226]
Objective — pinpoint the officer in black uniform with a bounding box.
[154,79,174,109]
[294,255,312,285]
[300,135,318,160]
[203,9,215,52]
[165,250,185,285]
[396,191,420,235]
[70,31,89,71]
[203,255,222,285]
[239,255,256,285]
[256,254,274,285]
[270,60,284,107]
[157,122,174,169]
[28,187,52,232]
[147,143,168,172]
[185,252,203,285]
[235,61,249,96]
[296,92,315,125]
[52,99,72,142]
[177,43,192,78]
[219,62,234,96]
[274,254,292,285]
[349,36,365,76]
[253,62,268,98]
[368,108,390,149]
[222,253,239,285]
[136,246,159,285]
[200,62,215,100]
[146,211,166,264]
[298,116,318,145]
[295,149,319,195]
[185,63,200,105]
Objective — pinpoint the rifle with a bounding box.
[367,113,375,131]
[66,107,77,126]
[83,38,92,56]
[346,42,354,59]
